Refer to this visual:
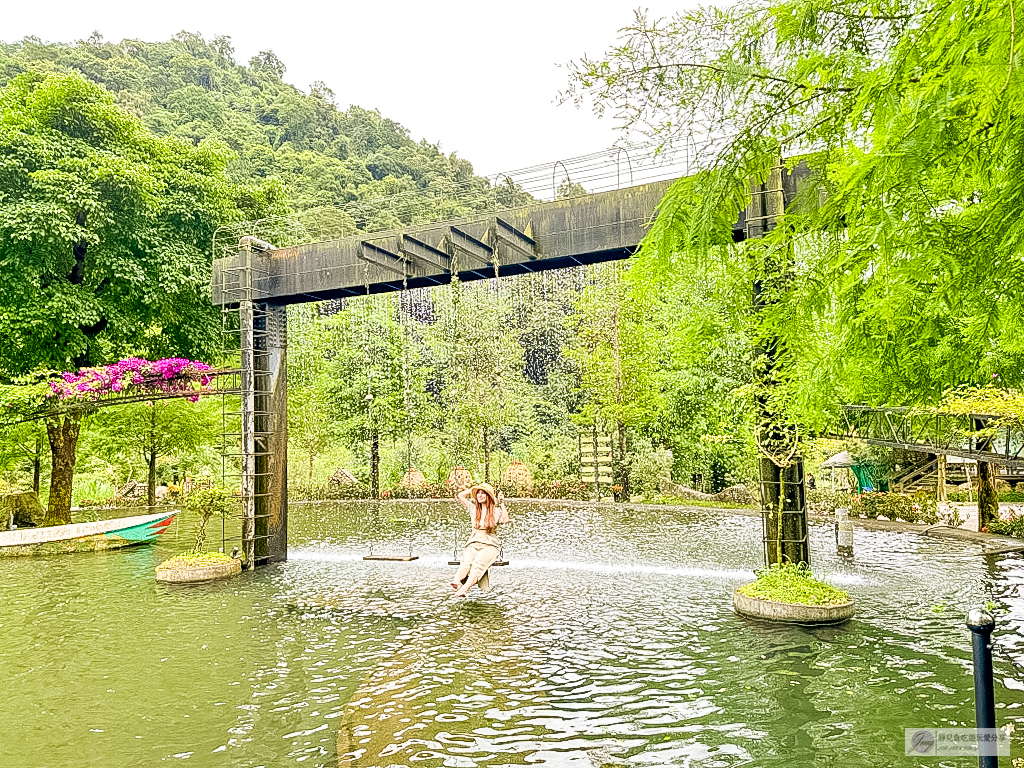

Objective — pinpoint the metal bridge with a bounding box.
[831,405,1024,468]
[209,144,809,566]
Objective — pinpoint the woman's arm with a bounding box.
[456,487,473,512]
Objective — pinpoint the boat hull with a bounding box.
[0,512,177,557]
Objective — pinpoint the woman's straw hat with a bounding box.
[470,482,497,504]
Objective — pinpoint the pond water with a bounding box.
[2,500,1023,767]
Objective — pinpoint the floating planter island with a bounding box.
[733,563,855,624]
[0,511,176,557]
[156,551,241,583]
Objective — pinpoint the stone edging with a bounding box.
[733,587,855,624]
[156,558,241,583]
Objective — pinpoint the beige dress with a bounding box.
[459,526,501,592]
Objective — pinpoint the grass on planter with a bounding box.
[157,550,235,570]
[738,562,849,606]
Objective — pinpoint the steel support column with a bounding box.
[254,302,288,565]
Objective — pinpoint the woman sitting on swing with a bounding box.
[451,483,509,598]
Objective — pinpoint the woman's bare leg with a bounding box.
[451,547,473,589]
[450,563,470,590]
[453,565,485,597]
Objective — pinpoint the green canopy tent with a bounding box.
[821,450,888,493]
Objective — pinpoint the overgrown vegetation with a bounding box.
[157,550,234,569]
[738,563,849,606]
[182,486,233,552]
[989,512,1024,539]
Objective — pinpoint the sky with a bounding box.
[3,0,689,176]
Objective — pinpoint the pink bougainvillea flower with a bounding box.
[47,358,215,402]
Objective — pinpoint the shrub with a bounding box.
[290,481,373,500]
[529,480,591,500]
[389,482,449,499]
[182,486,234,552]
[807,488,854,515]
[157,550,234,569]
[628,440,674,498]
[948,488,1024,503]
[989,511,1024,539]
[737,562,849,606]
[849,491,938,524]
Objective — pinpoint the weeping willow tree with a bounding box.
[565,0,1024,541]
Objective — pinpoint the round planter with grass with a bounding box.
[156,551,241,583]
[733,563,855,624]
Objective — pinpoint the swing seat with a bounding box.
[448,559,508,567]
[364,554,419,562]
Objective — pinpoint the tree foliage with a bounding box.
[565,0,1024,426]
[0,70,235,373]
[0,34,498,217]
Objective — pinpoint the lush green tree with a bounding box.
[0,34,507,219]
[570,262,665,499]
[0,70,236,523]
[90,398,220,506]
[566,0,1024,534]
[626,266,756,492]
[287,304,342,486]
[314,294,436,495]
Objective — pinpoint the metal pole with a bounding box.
[966,607,997,768]
[836,506,853,558]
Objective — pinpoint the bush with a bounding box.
[529,480,591,500]
[807,488,854,515]
[628,440,673,498]
[388,482,449,499]
[738,562,849,606]
[290,481,373,500]
[989,510,1024,538]
[849,491,939,524]
[182,486,234,552]
[948,488,1024,503]
[157,550,234,569]
[290,479,593,502]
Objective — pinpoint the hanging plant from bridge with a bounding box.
[46,358,215,404]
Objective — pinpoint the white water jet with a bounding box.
[289,547,868,585]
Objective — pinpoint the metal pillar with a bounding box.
[229,238,288,568]
[836,506,854,558]
[254,302,288,565]
[967,607,998,768]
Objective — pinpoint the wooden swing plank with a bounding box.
[447,560,508,566]
[364,555,419,561]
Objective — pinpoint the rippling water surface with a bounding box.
[2,500,1023,767]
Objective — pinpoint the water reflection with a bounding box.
[0,500,1021,767]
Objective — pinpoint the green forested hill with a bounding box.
[0,32,491,220]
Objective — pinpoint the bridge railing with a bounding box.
[212,138,731,262]
[829,405,1024,468]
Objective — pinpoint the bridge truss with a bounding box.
[830,405,1024,468]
